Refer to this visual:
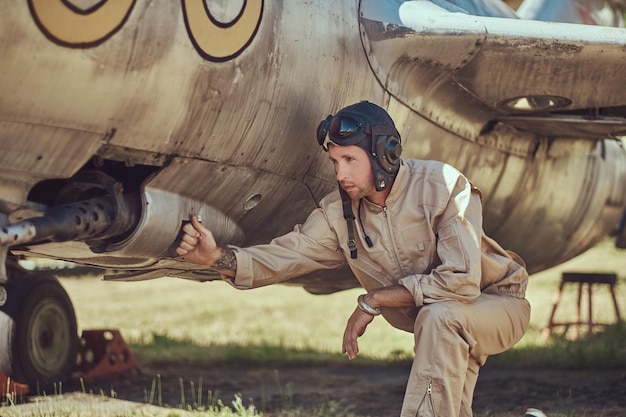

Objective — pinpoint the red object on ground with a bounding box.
[0,371,29,397]
[74,329,139,382]
[1,329,137,397]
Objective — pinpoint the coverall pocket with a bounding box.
[400,223,434,272]
[437,222,469,272]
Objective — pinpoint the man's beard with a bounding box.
[340,181,372,200]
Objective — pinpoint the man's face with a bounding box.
[328,144,375,200]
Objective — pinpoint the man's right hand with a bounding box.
[342,307,374,360]
[176,215,222,267]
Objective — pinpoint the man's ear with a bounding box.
[374,135,402,174]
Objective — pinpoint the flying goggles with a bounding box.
[317,114,370,151]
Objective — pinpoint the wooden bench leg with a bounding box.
[574,282,583,339]
[541,281,565,341]
[609,285,622,322]
[587,282,594,337]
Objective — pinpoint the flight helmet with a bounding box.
[316,101,403,191]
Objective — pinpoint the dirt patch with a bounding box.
[31,363,625,416]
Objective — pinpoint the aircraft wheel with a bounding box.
[0,268,78,392]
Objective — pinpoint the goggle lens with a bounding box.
[330,116,362,139]
[317,115,365,151]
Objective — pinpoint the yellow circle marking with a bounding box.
[182,0,263,61]
[29,0,135,45]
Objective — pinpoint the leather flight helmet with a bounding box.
[317,101,403,191]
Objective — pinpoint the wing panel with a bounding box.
[360,0,626,139]
[455,15,626,111]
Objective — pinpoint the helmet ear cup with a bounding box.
[374,135,402,174]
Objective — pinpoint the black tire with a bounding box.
[0,267,36,380]
[0,266,78,393]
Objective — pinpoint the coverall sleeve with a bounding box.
[223,207,347,289]
[399,170,483,306]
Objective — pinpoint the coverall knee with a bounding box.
[399,293,530,417]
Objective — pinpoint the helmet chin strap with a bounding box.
[338,185,358,259]
[338,183,377,259]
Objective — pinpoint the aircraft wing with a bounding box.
[360,0,626,140]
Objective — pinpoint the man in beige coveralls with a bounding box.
[176,101,531,416]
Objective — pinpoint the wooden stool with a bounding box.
[541,272,622,340]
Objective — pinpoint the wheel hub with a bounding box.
[27,298,72,378]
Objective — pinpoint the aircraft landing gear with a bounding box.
[0,176,140,393]
[0,259,78,393]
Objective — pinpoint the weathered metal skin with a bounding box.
[0,0,625,289]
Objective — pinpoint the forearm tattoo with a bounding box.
[213,247,237,272]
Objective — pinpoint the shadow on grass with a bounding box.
[130,322,626,371]
[489,321,626,369]
[130,334,413,369]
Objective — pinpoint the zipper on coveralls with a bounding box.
[382,206,404,275]
[416,381,435,416]
[427,381,433,406]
